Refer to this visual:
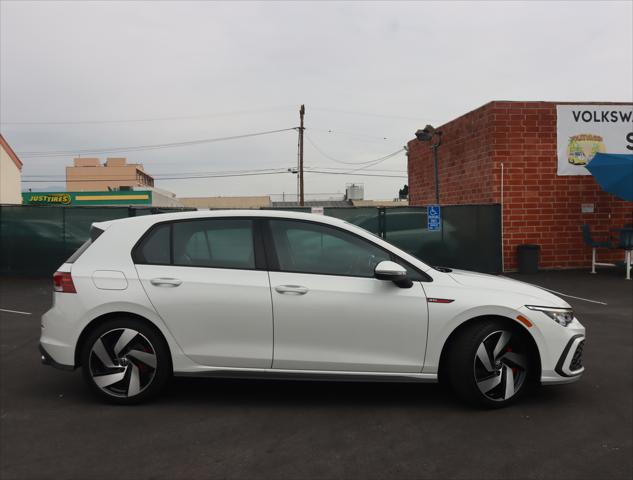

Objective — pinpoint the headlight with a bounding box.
[526,305,574,327]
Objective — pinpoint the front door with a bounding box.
[134,218,273,368]
[266,219,428,373]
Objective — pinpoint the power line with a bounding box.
[308,127,389,141]
[23,167,291,182]
[4,105,426,125]
[21,170,291,183]
[310,106,429,122]
[1,106,295,126]
[306,166,406,173]
[22,167,290,179]
[307,170,406,178]
[17,128,298,158]
[21,167,407,183]
[343,150,405,174]
[304,133,404,166]
[22,166,406,183]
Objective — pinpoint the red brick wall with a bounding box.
[408,101,633,271]
[407,103,497,205]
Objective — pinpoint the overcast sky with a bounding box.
[1,0,632,200]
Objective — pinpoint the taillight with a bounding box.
[53,271,76,293]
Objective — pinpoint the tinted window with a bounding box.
[270,220,390,277]
[173,219,255,269]
[137,223,170,265]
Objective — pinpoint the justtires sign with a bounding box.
[556,104,633,176]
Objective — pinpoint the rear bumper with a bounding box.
[39,343,75,371]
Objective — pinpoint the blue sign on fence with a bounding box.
[427,204,441,231]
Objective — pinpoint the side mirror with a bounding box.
[374,261,413,288]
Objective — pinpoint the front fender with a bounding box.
[421,302,548,375]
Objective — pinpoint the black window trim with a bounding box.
[131,215,432,281]
[66,225,105,264]
[132,216,267,272]
[262,218,432,282]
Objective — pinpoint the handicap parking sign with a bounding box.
[427,204,441,231]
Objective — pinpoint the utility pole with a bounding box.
[298,104,305,206]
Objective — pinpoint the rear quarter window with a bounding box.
[134,223,171,265]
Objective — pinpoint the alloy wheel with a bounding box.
[473,330,528,402]
[88,328,157,398]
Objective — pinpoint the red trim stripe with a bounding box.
[427,298,454,303]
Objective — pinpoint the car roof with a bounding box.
[93,209,352,230]
[91,208,434,273]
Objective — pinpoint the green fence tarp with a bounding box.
[0,204,501,276]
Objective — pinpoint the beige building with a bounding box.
[66,157,154,191]
[0,134,23,204]
[179,196,272,209]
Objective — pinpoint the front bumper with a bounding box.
[539,324,585,385]
[517,306,586,385]
[555,335,585,377]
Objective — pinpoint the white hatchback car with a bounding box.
[40,210,585,407]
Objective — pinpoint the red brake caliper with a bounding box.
[506,346,518,375]
[137,345,152,373]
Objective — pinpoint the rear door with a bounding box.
[134,217,273,368]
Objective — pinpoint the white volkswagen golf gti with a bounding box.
[40,210,585,407]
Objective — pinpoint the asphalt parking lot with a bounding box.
[0,269,631,480]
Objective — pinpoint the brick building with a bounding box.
[407,101,633,271]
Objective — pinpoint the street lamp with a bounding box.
[415,125,443,204]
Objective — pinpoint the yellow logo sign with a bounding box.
[567,134,606,166]
[28,193,72,205]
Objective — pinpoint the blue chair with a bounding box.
[581,224,614,274]
[616,228,633,280]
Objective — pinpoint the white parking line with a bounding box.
[0,308,32,315]
[535,287,608,305]
[501,276,608,305]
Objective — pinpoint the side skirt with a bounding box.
[174,367,438,383]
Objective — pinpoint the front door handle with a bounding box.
[150,277,182,287]
[274,285,309,295]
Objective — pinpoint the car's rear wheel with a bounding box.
[446,320,534,408]
[80,318,171,404]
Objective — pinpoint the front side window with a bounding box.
[269,220,390,277]
[172,219,255,269]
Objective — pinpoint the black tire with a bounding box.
[445,320,535,408]
[80,317,171,404]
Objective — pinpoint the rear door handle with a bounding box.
[274,285,309,295]
[150,277,182,287]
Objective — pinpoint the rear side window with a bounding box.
[173,219,255,269]
[133,219,256,270]
[135,223,170,265]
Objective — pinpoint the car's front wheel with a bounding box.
[446,320,534,408]
[80,318,171,404]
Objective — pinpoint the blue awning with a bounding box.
[585,153,633,202]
